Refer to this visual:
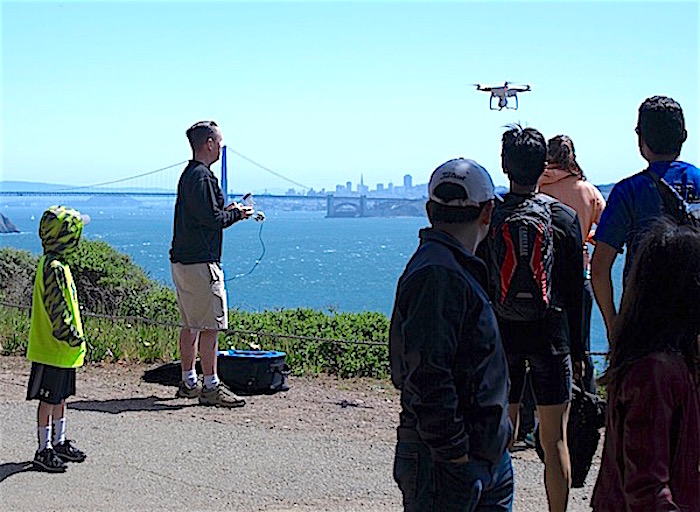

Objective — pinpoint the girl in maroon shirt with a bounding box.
[592,219,700,512]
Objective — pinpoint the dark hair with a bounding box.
[637,96,685,156]
[186,121,219,151]
[426,183,486,224]
[600,219,700,388]
[546,135,586,180]
[501,124,547,186]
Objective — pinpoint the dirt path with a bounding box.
[0,357,598,511]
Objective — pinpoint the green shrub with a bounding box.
[0,245,390,378]
[223,308,389,377]
[66,240,153,316]
[0,247,38,307]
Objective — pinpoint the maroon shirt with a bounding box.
[592,352,700,512]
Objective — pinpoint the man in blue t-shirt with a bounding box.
[591,96,700,340]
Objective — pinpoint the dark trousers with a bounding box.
[393,441,513,512]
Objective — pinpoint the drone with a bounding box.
[472,82,531,110]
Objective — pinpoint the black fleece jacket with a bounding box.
[389,228,512,464]
[170,160,241,264]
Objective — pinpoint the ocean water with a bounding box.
[1,201,620,358]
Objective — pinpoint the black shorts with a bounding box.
[26,363,76,405]
[508,353,571,406]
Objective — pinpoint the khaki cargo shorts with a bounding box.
[171,262,228,331]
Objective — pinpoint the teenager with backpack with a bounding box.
[480,125,584,512]
[591,96,700,343]
[591,219,700,511]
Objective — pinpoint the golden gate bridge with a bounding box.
[0,147,425,217]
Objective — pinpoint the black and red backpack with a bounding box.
[487,193,556,322]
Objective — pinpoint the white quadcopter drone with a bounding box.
[472,81,531,111]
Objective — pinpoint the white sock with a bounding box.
[203,374,220,390]
[53,418,66,446]
[38,426,52,451]
[182,369,197,389]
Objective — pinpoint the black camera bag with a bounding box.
[217,350,290,395]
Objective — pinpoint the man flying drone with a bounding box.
[473,82,532,111]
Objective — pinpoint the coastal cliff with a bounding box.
[0,213,18,233]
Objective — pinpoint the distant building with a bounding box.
[376,183,384,192]
[346,181,352,194]
[403,174,413,190]
[358,174,368,196]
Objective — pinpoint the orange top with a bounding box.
[538,167,606,271]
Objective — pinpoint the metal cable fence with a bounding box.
[0,300,387,347]
[0,299,608,355]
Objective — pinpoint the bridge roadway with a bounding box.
[0,191,418,200]
[0,192,426,218]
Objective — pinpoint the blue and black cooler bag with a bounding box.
[217,350,290,395]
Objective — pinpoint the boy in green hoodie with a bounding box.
[26,205,89,473]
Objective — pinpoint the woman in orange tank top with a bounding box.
[539,135,606,393]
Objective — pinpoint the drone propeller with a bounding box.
[505,81,532,90]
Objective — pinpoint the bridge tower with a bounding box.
[221,145,228,203]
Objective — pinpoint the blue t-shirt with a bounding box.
[594,160,700,283]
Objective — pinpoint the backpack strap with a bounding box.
[645,167,673,210]
[534,192,558,204]
[645,166,663,188]
[645,167,698,226]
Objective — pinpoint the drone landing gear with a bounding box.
[489,94,519,111]
[489,95,503,110]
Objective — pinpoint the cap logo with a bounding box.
[441,171,466,181]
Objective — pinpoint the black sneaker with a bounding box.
[33,447,67,473]
[54,440,87,463]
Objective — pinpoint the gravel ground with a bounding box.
[0,356,599,511]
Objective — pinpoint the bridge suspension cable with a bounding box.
[56,161,188,191]
[42,148,308,193]
[226,147,310,191]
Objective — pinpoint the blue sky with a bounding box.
[1,1,698,193]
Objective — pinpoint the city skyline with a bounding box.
[2,166,618,199]
[2,2,697,191]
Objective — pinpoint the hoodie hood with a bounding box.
[39,205,88,256]
[539,166,579,187]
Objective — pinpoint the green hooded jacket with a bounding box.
[27,206,87,368]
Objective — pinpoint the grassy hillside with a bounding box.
[0,242,390,378]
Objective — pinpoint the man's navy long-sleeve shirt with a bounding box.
[170,160,241,264]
